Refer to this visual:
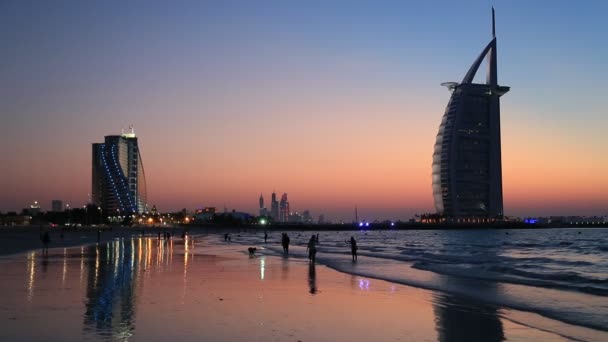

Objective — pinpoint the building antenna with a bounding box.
[492,7,496,38]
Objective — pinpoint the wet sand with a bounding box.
[0,234,598,341]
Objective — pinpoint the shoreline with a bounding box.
[1,224,604,258]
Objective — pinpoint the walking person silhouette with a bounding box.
[281,233,290,254]
[349,236,358,261]
[307,235,317,263]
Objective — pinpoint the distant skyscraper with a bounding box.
[432,8,509,218]
[279,193,289,223]
[92,127,148,215]
[271,191,279,220]
[51,200,63,212]
[302,210,312,224]
[259,193,267,216]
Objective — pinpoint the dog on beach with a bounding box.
[248,247,257,256]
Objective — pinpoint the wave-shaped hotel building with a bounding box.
[432,8,509,219]
[92,127,148,215]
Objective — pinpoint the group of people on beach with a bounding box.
[277,232,359,263]
[158,231,173,240]
[223,230,358,263]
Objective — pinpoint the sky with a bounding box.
[1,1,607,221]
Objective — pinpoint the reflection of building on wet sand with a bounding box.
[308,263,317,294]
[431,235,505,341]
[20,235,186,340]
[433,293,505,342]
[82,237,177,339]
[83,239,141,339]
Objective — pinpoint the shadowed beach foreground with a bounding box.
[0,232,605,341]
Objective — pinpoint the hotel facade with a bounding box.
[432,9,509,218]
[92,128,148,215]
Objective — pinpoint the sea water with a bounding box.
[226,228,608,332]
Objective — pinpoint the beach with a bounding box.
[0,228,606,341]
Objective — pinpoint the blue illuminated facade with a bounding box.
[432,9,509,218]
[92,129,147,215]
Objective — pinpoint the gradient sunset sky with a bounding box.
[1,1,606,221]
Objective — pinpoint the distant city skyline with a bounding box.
[1,2,607,220]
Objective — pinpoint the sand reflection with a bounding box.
[433,233,505,342]
[83,239,139,340]
[308,263,317,294]
[433,293,505,342]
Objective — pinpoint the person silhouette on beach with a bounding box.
[316,233,319,245]
[41,231,50,255]
[282,233,290,254]
[349,236,358,261]
[307,235,317,263]
[264,231,268,243]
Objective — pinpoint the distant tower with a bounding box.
[92,127,147,214]
[271,191,279,220]
[259,193,267,216]
[433,8,509,218]
[279,193,290,223]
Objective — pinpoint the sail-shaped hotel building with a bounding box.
[432,8,509,219]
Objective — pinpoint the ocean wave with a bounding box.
[487,265,607,285]
[413,262,608,296]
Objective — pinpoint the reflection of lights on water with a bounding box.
[183,236,190,302]
[146,238,152,272]
[114,240,120,275]
[138,238,142,267]
[358,278,370,291]
[157,238,164,268]
[184,236,190,278]
[170,239,173,265]
[94,246,100,288]
[26,251,36,302]
[131,238,135,269]
[80,246,85,288]
[260,257,266,280]
[62,248,68,287]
